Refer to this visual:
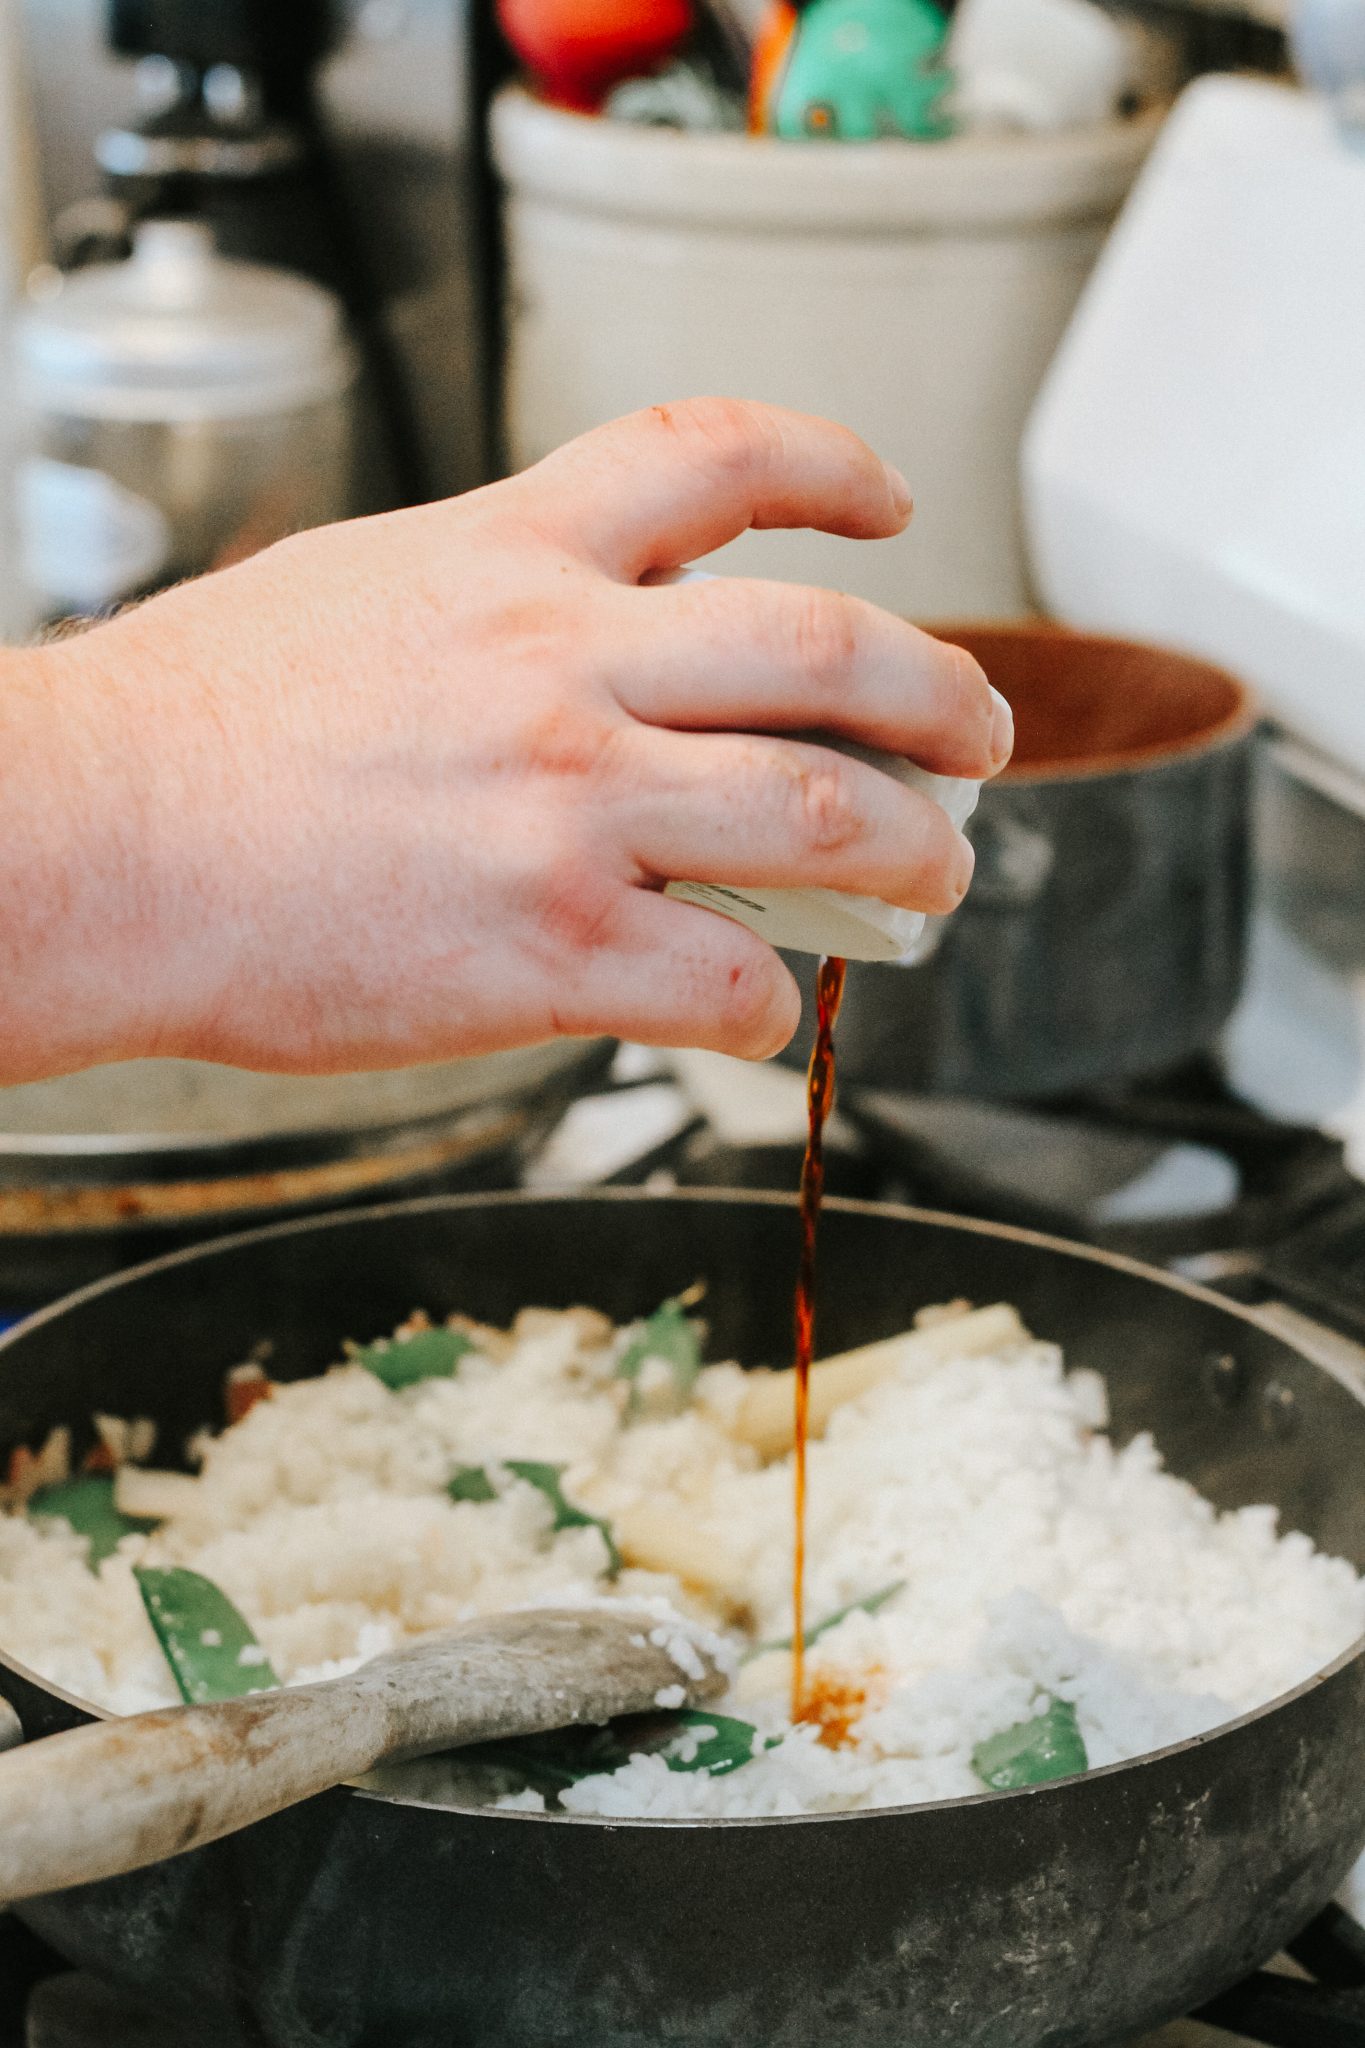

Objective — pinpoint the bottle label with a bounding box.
[665,880,929,963]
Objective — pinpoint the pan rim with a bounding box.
[926,619,1260,786]
[2,1185,1362,1831]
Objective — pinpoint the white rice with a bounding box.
[2,1302,1361,1820]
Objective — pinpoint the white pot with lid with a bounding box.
[12,220,356,621]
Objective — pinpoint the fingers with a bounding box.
[547,887,802,1061]
[513,399,912,581]
[607,578,1012,779]
[619,728,975,915]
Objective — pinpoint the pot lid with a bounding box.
[16,221,354,422]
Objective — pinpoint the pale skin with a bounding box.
[0,398,1011,1088]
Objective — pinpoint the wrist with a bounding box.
[0,631,188,1082]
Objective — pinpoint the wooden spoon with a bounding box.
[0,1607,723,1905]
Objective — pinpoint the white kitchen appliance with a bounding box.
[1022,70,1365,782]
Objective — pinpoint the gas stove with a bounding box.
[2,1047,1359,1338]
[525,1038,1365,1335]
[7,757,1365,2044]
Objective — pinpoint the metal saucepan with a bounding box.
[0,1040,611,1302]
[781,622,1259,1099]
[1,1188,1363,2048]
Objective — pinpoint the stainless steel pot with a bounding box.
[0,1042,611,1299]
[781,622,1258,1099]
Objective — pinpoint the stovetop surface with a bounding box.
[7,754,1365,2042]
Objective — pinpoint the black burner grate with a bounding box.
[1195,1906,1365,2046]
[846,1055,1357,1273]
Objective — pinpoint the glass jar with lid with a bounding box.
[13,218,355,625]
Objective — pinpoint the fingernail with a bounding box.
[953,831,976,900]
[884,464,913,521]
[988,683,1014,770]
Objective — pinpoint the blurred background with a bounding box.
[1,0,1364,1377]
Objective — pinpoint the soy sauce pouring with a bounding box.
[791,952,847,1719]
[656,570,990,1720]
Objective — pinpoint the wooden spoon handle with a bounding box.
[0,1681,384,1905]
[0,1606,722,1905]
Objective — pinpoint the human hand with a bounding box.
[5,399,1011,1083]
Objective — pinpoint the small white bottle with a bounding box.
[657,571,987,964]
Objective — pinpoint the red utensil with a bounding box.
[498,0,695,109]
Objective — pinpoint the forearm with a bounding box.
[0,637,171,1083]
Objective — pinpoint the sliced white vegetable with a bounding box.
[94,1414,158,1466]
[114,1467,201,1522]
[729,1303,1029,1460]
[612,1502,753,1617]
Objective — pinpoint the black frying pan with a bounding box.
[1,1189,1363,2048]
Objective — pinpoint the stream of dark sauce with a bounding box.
[791,953,847,1721]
